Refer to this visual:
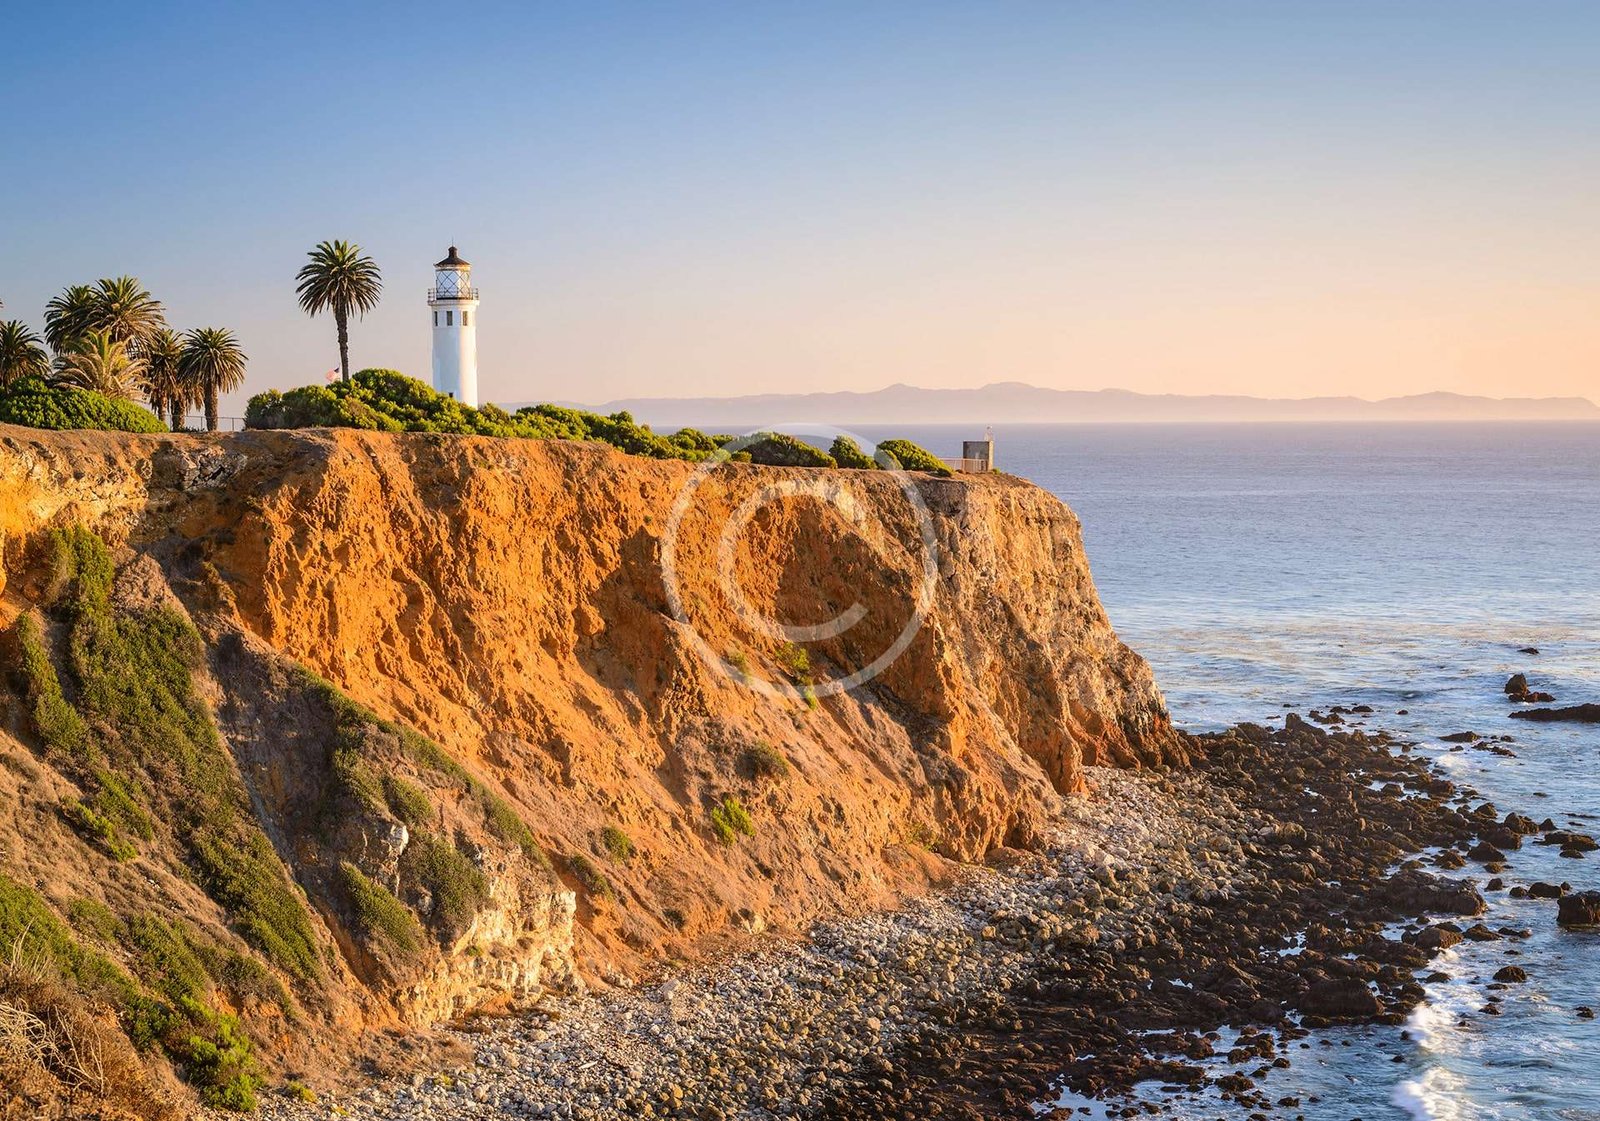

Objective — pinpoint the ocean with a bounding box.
[863,422,1600,1121]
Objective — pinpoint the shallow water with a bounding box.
[867,422,1600,1120]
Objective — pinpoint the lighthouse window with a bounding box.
[446,310,453,326]
[462,311,469,326]
[433,311,438,326]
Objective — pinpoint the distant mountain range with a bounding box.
[556,383,1600,427]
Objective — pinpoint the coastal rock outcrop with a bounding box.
[0,423,1178,1106]
[1510,704,1600,723]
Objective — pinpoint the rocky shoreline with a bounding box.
[260,717,1510,1121]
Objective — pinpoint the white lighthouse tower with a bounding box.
[428,246,479,407]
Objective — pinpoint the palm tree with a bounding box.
[295,240,382,382]
[44,285,100,354]
[53,329,147,400]
[143,327,188,429]
[93,276,167,356]
[179,327,247,432]
[0,320,51,388]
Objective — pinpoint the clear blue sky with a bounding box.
[4,0,1599,411]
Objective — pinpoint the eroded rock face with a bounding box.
[0,424,1178,988]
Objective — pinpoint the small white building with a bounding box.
[428,246,479,407]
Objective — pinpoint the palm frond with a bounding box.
[0,320,51,388]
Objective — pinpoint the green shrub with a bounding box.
[725,649,751,680]
[567,854,616,902]
[90,770,155,841]
[400,834,489,939]
[799,683,819,710]
[0,375,165,433]
[62,797,139,860]
[337,862,424,958]
[383,774,434,828]
[246,370,716,463]
[191,833,322,984]
[123,914,211,1005]
[174,1000,261,1111]
[828,435,879,470]
[13,612,88,758]
[742,741,790,781]
[284,1080,318,1104]
[600,825,635,862]
[666,427,721,455]
[775,642,811,682]
[876,438,952,477]
[329,747,383,813]
[0,873,136,1003]
[709,796,755,846]
[741,432,836,468]
[66,897,121,944]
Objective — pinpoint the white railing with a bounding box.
[939,457,992,474]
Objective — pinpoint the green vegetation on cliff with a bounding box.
[0,375,166,433]
[243,368,953,473]
[4,527,312,1109]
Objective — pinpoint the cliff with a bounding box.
[0,424,1177,1116]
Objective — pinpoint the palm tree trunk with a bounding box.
[170,399,184,430]
[205,388,219,432]
[336,307,350,382]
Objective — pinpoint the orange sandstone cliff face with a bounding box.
[0,424,1177,1045]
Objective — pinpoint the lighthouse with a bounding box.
[428,246,479,407]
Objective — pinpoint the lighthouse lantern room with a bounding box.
[428,246,479,407]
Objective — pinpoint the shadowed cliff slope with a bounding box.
[0,424,1176,1114]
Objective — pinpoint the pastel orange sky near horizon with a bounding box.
[4,1,1599,409]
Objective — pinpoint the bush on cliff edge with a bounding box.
[245,369,957,473]
[0,376,165,433]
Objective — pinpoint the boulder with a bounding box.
[1467,842,1507,864]
[1494,966,1528,983]
[1504,674,1529,696]
[1557,891,1600,927]
[1298,976,1380,1019]
[1510,704,1600,724]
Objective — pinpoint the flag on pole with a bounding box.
[325,369,338,383]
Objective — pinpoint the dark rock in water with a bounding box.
[1480,827,1522,851]
[1486,877,1505,891]
[1494,966,1528,983]
[1467,841,1507,864]
[1440,731,1480,743]
[1463,924,1503,942]
[1510,704,1600,724]
[1556,891,1600,927]
[1539,831,1599,851]
[1504,813,1539,836]
[1529,882,1566,900]
[1520,647,1541,655]
[1411,926,1463,952]
[1579,1006,1596,1019]
[1503,674,1554,703]
[1377,871,1486,916]
[1299,977,1381,1019]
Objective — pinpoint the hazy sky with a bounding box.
[4,1,1599,411]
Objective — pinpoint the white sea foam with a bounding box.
[1392,1066,1474,1121]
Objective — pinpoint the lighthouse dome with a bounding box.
[435,246,471,269]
